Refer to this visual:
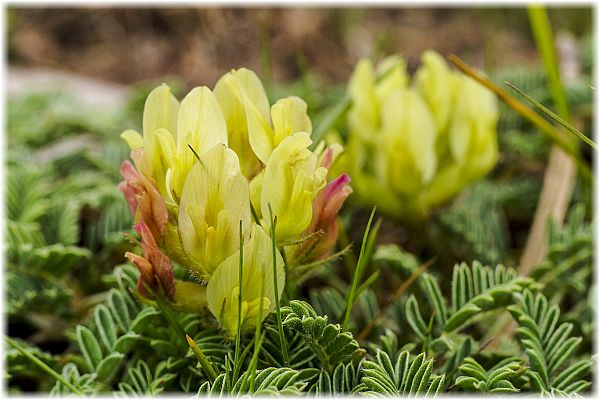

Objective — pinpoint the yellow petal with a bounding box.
[214,68,270,175]
[207,225,284,334]
[248,170,264,221]
[143,127,177,197]
[243,94,274,165]
[448,75,498,165]
[271,96,312,148]
[347,59,380,142]
[121,129,144,150]
[415,50,458,131]
[261,132,327,243]
[170,86,228,202]
[374,55,408,103]
[143,84,179,156]
[178,145,251,276]
[381,89,438,189]
[172,280,208,314]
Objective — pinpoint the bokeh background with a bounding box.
[7,7,593,89]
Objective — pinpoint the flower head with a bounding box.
[119,69,351,331]
[337,51,498,219]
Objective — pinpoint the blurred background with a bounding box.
[7,7,593,90]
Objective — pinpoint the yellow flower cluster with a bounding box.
[120,69,351,334]
[335,51,499,219]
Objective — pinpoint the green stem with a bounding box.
[448,54,591,182]
[249,275,267,393]
[506,82,596,150]
[233,220,244,383]
[528,5,570,121]
[342,207,377,331]
[5,337,84,395]
[268,204,289,366]
[151,289,187,352]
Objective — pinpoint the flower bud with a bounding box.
[119,149,168,241]
[125,222,175,300]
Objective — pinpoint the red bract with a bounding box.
[306,173,353,260]
[118,149,168,242]
[125,222,175,301]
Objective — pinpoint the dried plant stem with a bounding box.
[520,148,576,275]
[519,10,580,275]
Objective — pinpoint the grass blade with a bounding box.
[310,95,351,149]
[233,220,244,383]
[249,273,267,393]
[447,54,591,182]
[268,204,289,366]
[528,5,570,120]
[342,207,377,331]
[5,337,84,395]
[506,81,596,150]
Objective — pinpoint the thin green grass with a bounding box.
[5,336,84,395]
[506,82,596,150]
[528,5,570,121]
[232,220,244,383]
[268,204,289,366]
[249,273,267,393]
[342,207,378,331]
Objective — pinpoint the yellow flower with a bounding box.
[260,132,327,243]
[424,75,499,206]
[214,68,312,173]
[340,51,499,219]
[415,50,458,131]
[178,144,251,277]
[121,84,228,205]
[120,69,351,332]
[380,88,438,196]
[121,84,179,197]
[207,225,285,335]
[168,86,228,203]
[214,68,271,176]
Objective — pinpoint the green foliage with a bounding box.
[508,290,592,395]
[361,350,445,396]
[309,361,365,396]
[454,357,523,393]
[532,204,592,300]
[5,338,60,383]
[281,300,360,371]
[117,360,177,395]
[431,179,542,266]
[50,364,98,396]
[406,262,536,337]
[198,367,318,397]
[432,183,509,266]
